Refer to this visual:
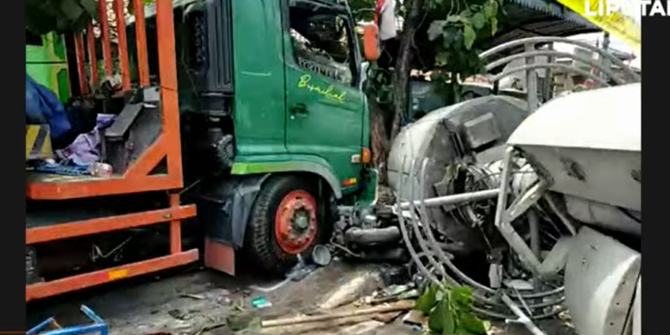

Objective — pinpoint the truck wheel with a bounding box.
[245,175,327,274]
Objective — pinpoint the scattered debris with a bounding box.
[338,320,386,334]
[193,321,226,335]
[250,279,292,294]
[261,300,415,328]
[504,280,534,291]
[227,312,262,332]
[204,288,231,300]
[180,293,205,300]
[251,296,272,309]
[319,271,383,310]
[167,309,191,321]
[231,297,246,312]
[378,265,408,285]
[402,309,426,326]
[383,284,413,296]
[312,244,332,266]
[372,311,404,323]
[250,253,320,293]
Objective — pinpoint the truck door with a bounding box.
[282,1,365,189]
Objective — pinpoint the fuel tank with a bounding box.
[508,83,641,211]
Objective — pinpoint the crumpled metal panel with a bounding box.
[565,227,641,335]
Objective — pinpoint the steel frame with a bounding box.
[492,147,547,273]
[25,0,199,301]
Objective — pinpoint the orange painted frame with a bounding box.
[26,0,181,200]
[27,251,199,301]
[25,0,199,301]
[26,194,199,301]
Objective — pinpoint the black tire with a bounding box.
[244,175,332,274]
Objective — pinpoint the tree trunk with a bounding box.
[369,98,391,185]
[367,0,427,186]
[390,0,427,140]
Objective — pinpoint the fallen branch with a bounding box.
[261,300,415,328]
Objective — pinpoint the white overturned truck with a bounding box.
[386,53,640,334]
[500,83,641,335]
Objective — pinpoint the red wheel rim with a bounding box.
[274,190,318,254]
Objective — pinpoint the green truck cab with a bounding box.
[130,0,371,274]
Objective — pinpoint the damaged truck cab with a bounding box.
[132,0,371,274]
[26,0,371,300]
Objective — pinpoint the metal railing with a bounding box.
[479,36,640,112]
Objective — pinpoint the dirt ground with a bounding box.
[27,261,576,335]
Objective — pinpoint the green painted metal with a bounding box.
[26,32,70,102]
[230,0,288,156]
[229,0,369,197]
[356,169,377,207]
[231,154,344,198]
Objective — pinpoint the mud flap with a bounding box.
[190,174,270,275]
[191,174,270,248]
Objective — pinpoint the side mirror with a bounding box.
[362,24,380,61]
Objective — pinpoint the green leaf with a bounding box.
[483,1,494,18]
[428,299,456,334]
[428,20,447,41]
[485,0,499,17]
[491,17,498,35]
[463,25,476,50]
[446,15,463,23]
[459,313,487,335]
[450,286,473,311]
[452,30,463,51]
[442,26,459,47]
[471,12,486,29]
[415,284,439,314]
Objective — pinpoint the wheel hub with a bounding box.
[275,190,318,254]
[292,211,310,231]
